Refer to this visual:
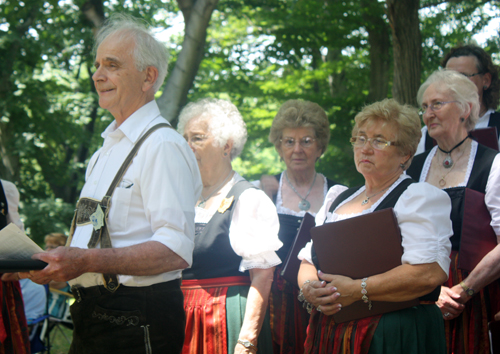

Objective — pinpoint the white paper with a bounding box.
[0,223,44,260]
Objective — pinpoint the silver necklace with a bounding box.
[198,170,233,208]
[285,171,317,211]
[361,186,390,206]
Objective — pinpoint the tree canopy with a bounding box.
[1,0,499,244]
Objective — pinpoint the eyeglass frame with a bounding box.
[350,136,397,150]
[280,136,317,149]
[419,100,459,116]
[460,72,484,78]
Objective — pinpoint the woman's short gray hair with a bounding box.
[268,100,330,154]
[417,69,480,132]
[177,98,248,160]
[94,13,169,93]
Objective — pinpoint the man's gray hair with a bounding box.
[177,98,248,160]
[94,13,169,93]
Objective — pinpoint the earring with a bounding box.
[400,163,406,170]
[460,117,465,122]
[224,152,228,156]
[484,85,488,90]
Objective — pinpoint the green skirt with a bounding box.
[226,285,273,354]
[368,305,446,354]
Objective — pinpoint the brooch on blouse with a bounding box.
[218,196,234,214]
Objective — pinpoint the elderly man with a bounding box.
[20,14,202,354]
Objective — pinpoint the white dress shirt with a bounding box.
[194,172,282,271]
[298,175,453,275]
[69,101,202,288]
[416,109,499,155]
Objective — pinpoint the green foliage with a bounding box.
[20,197,74,246]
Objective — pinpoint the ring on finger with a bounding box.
[444,312,451,317]
[317,305,322,312]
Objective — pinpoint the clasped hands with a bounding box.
[302,270,358,316]
[436,284,469,320]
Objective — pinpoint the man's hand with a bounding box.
[19,247,87,285]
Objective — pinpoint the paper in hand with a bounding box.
[0,223,47,272]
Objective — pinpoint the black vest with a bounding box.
[273,173,341,262]
[182,180,256,280]
[407,143,498,250]
[0,181,8,229]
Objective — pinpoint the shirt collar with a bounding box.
[101,100,162,143]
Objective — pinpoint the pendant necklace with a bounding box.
[361,186,390,206]
[438,146,467,187]
[198,170,233,208]
[438,136,469,168]
[285,171,317,211]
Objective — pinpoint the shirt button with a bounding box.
[93,181,97,185]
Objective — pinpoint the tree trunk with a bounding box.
[157,0,219,125]
[362,0,391,103]
[386,0,421,107]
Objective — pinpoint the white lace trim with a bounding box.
[276,173,327,217]
[418,141,477,188]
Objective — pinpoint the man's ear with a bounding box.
[143,66,159,92]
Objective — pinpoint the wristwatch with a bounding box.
[459,281,475,296]
[237,339,257,352]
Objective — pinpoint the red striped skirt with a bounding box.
[0,280,30,354]
[444,251,500,354]
[181,276,251,354]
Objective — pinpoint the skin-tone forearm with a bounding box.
[15,241,188,285]
[438,243,500,320]
[235,267,274,354]
[297,259,447,316]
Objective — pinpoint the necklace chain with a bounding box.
[438,144,468,187]
[198,170,233,208]
[361,186,390,206]
[285,171,317,211]
[438,136,469,168]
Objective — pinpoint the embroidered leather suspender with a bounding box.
[68,123,173,292]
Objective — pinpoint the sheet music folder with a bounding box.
[280,212,316,288]
[310,208,419,323]
[0,260,47,273]
[459,188,498,272]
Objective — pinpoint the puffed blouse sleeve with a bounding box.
[229,188,283,272]
[485,153,500,240]
[394,182,453,276]
[297,184,349,264]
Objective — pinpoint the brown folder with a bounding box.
[280,212,316,288]
[470,127,499,151]
[310,208,419,323]
[459,188,498,272]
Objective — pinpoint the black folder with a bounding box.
[0,260,47,273]
[310,208,419,323]
[280,212,316,288]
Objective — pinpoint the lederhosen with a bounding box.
[305,178,445,354]
[181,181,273,354]
[424,111,500,151]
[68,123,186,354]
[407,144,500,354]
[269,173,340,354]
[0,181,30,354]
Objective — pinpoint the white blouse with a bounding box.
[195,172,283,272]
[276,173,329,217]
[413,140,500,239]
[298,174,453,275]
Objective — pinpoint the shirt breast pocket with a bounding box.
[108,185,133,233]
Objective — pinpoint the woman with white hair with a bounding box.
[407,69,500,354]
[178,98,282,354]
